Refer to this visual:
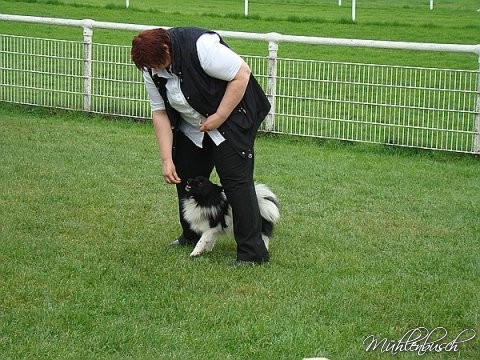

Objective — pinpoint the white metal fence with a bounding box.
[1,15,479,154]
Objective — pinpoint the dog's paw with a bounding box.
[190,248,203,257]
[204,241,215,252]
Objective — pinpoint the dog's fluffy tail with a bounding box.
[255,183,280,224]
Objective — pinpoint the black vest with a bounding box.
[149,27,271,157]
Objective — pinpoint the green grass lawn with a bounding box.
[0,0,479,69]
[1,1,479,358]
[1,103,478,359]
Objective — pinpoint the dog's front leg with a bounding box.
[190,230,217,257]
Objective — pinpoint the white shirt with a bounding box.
[143,33,243,148]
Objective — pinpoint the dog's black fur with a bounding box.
[182,176,280,257]
[185,177,229,229]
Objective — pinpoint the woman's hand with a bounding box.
[199,113,226,132]
[162,159,181,184]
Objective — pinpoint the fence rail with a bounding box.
[1,14,479,153]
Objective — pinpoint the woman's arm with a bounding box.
[199,61,251,132]
[152,110,181,184]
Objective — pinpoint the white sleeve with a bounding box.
[196,33,243,81]
[143,70,166,112]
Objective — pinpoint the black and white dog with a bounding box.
[182,176,280,257]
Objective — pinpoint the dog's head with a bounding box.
[185,176,223,200]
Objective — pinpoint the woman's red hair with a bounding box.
[131,28,170,70]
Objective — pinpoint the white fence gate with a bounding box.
[1,15,479,154]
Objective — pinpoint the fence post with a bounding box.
[474,55,480,154]
[83,21,93,112]
[265,40,278,132]
[352,0,356,22]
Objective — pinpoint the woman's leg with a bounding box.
[213,141,269,263]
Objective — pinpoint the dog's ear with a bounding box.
[213,183,223,193]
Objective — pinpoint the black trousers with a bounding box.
[173,130,269,263]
